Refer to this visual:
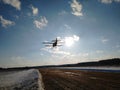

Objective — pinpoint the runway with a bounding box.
[39,68,120,90]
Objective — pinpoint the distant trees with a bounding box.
[60,58,120,67]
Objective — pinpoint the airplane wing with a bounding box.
[45,45,52,47]
[57,44,63,46]
[43,42,53,44]
[51,40,56,42]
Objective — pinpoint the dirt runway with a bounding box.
[39,68,120,90]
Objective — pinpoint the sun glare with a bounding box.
[65,37,74,47]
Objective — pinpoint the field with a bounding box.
[39,68,120,90]
[0,68,120,90]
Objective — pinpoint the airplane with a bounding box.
[43,38,63,48]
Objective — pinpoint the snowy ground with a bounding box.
[0,69,44,90]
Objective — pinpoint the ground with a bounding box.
[39,68,120,90]
[0,69,43,90]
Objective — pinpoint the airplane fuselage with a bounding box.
[53,38,57,47]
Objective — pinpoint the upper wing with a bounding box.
[43,42,53,44]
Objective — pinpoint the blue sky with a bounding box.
[0,0,120,67]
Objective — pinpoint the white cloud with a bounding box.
[116,45,120,48]
[0,56,33,68]
[73,35,80,41]
[64,35,80,42]
[96,50,104,53]
[64,35,80,47]
[115,0,120,2]
[58,10,68,15]
[66,52,90,63]
[70,0,83,16]
[0,15,15,28]
[80,53,89,57]
[2,0,21,10]
[14,15,19,19]
[102,38,109,43]
[64,24,72,30]
[99,0,120,4]
[34,16,48,29]
[11,56,26,65]
[31,5,38,15]
[118,50,120,53]
[41,47,70,55]
[10,56,37,67]
[27,13,31,16]
[52,50,70,55]
[100,0,112,3]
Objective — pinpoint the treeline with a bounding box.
[60,58,120,67]
[0,58,120,70]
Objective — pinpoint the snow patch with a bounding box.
[0,69,44,90]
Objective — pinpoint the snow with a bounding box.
[0,69,44,90]
[55,67,120,72]
[64,67,120,70]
